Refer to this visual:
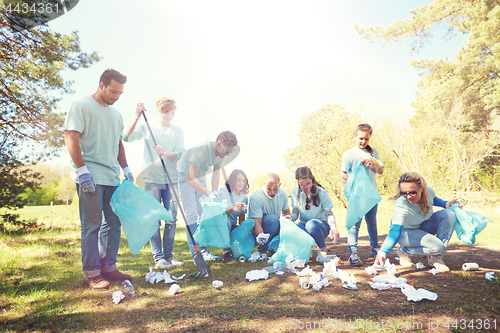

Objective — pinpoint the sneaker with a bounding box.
[397,247,413,267]
[156,259,174,270]
[101,270,133,282]
[428,256,450,272]
[348,253,363,266]
[170,257,184,267]
[202,252,221,260]
[223,250,235,262]
[86,275,110,290]
[370,247,380,258]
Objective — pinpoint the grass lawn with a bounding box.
[1,202,499,332]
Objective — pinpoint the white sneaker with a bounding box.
[155,259,173,270]
[428,256,450,272]
[397,247,413,267]
[170,257,184,267]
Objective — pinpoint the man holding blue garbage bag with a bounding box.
[177,131,238,260]
[248,173,291,260]
[64,69,133,290]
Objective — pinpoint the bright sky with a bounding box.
[48,0,467,179]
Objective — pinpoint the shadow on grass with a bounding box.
[2,228,500,332]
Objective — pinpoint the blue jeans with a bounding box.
[145,183,176,262]
[252,214,280,252]
[398,209,456,258]
[347,204,378,254]
[297,219,330,251]
[77,184,121,279]
[179,181,208,256]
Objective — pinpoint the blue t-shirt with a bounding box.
[218,186,248,226]
[291,186,333,223]
[380,186,448,254]
[64,95,123,186]
[177,142,223,182]
[248,187,289,219]
[123,120,184,184]
[341,146,383,189]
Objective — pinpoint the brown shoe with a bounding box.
[102,270,133,282]
[87,275,110,289]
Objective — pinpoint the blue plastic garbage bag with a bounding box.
[110,180,173,255]
[230,219,255,260]
[268,218,315,265]
[268,235,280,252]
[449,203,492,245]
[193,195,230,248]
[344,161,382,230]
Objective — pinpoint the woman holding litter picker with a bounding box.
[291,166,340,263]
[123,97,185,270]
[374,171,463,272]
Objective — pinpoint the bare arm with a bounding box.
[238,213,246,225]
[124,103,145,136]
[211,165,221,192]
[186,162,211,195]
[65,130,84,167]
[282,208,291,218]
[117,141,128,168]
[253,217,264,235]
[341,171,348,182]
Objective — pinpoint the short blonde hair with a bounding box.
[155,96,176,114]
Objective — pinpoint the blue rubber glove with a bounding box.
[77,166,96,193]
[208,191,219,202]
[123,166,134,183]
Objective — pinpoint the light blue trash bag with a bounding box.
[449,203,492,245]
[344,161,382,230]
[193,195,230,248]
[110,180,173,255]
[230,219,255,260]
[268,218,315,265]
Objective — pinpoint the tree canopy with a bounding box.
[355,0,500,132]
[0,2,99,208]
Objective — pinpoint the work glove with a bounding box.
[123,166,134,182]
[208,191,219,202]
[77,166,96,193]
[255,233,270,246]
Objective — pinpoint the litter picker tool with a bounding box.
[141,110,210,277]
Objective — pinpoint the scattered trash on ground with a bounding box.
[169,284,180,295]
[462,262,479,271]
[246,269,269,281]
[123,279,135,296]
[429,268,440,275]
[414,262,425,269]
[112,290,125,304]
[485,272,497,281]
[212,280,223,289]
[145,267,186,284]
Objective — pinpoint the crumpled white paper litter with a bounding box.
[246,269,269,281]
[112,290,125,304]
[401,284,438,302]
[429,268,440,275]
[485,272,497,281]
[212,280,223,289]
